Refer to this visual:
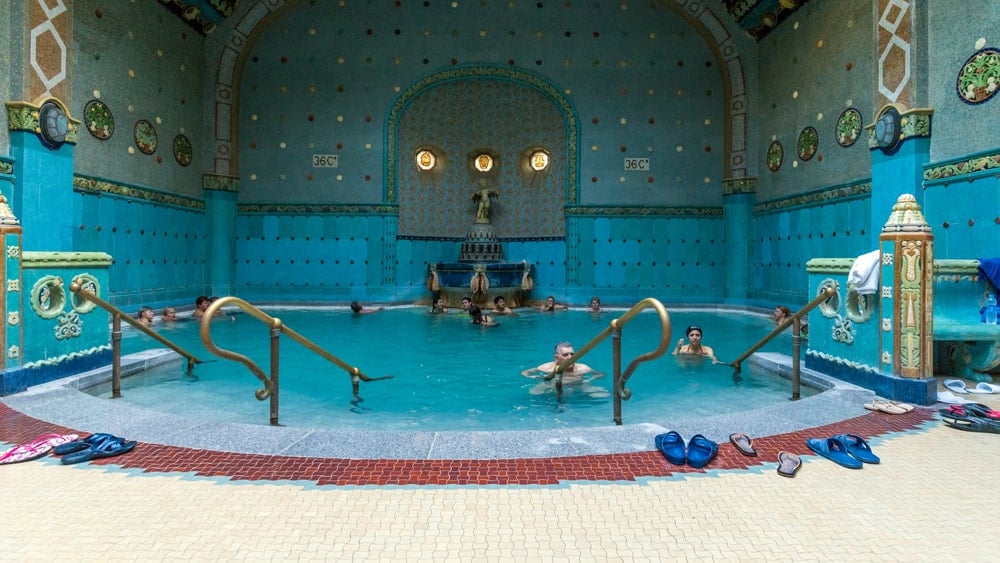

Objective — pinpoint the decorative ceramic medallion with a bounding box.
[83,100,114,140]
[173,134,193,166]
[956,47,1000,105]
[766,140,783,172]
[835,108,862,147]
[797,126,818,161]
[134,119,158,154]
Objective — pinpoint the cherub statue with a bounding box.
[471,179,499,223]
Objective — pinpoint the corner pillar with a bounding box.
[203,174,239,297]
[722,177,756,303]
[879,194,934,380]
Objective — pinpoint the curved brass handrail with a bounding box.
[541,297,672,425]
[69,278,204,399]
[199,296,392,425]
[721,282,839,399]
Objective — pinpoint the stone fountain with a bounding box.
[427,180,533,307]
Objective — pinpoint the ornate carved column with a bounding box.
[879,194,933,379]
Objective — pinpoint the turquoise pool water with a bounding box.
[98,307,813,431]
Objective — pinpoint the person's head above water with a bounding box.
[686,325,702,337]
[350,301,363,313]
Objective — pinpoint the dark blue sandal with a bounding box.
[60,436,136,465]
[654,431,686,465]
[686,434,718,469]
[52,433,117,455]
[833,434,880,464]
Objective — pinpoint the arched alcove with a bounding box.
[391,68,576,239]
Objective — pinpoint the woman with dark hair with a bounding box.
[469,305,498,326]
[673,325,716,362]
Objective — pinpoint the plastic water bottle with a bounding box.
[987,294,998,325]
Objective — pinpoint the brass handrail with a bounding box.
[69,278,203,399]
[721,282,839,399]
[541,297,673,425]
[199,296,393,425]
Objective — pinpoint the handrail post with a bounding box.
[791,317,801,400]
[269,326,280,426]
[111,312,122,399]
[612,326,623,426]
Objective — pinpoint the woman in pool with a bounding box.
[469,305,498,326]
[774,305,792,324]
[161,307,177,322]
[673,325,716,362]
[429,297,447,314]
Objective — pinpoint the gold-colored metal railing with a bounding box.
[198,296,393,425]
[722,282,839,399]
[540,297,673,425]
[69,278,203,399]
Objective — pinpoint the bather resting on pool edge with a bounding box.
[522,341,607,396]
[673,325,717,363]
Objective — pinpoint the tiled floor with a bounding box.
[2,395,997,560]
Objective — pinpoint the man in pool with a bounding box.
[522,341,607,396]
[493,296,515,315]
[673,325,717,362]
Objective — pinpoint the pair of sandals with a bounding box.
[654,431,718,469]
[939,403,1000,433]
[53,433,137,464]
[729,432,801,478]
[806,434,880,469]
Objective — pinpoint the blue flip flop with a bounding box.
[686,434,718,469]
[52,433,117,455]
[60,436,137,465]
[806,437,863,469]
[654,431,686,465]
[833,434,880,464]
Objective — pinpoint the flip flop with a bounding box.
[729,432,757,456]
[53,433,117,455]
[973,382,1000,394]
[942,403,1000,420]
[942,416,1000,434]
[863,399,907,415]
[833,434,880,464]
[776,452,801,477]
[806,437,863,469]
[936,390,972,405]
[60,436,137,465]
[654,431,686,466]
[944,379,970,394]
[686,434,718,469]
[0,433,79,465]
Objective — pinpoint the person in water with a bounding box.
[522,341,606,396]
[589,296,602,313]
[469,305,498,326]
[538,295,568,312]
[673,325,717,362]
[161,307,177,322]
[774,305,792,324]
[136,306,155,327]
[429,297,447,314]
[493,296,515,315]
[350,301,383,315]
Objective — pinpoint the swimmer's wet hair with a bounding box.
[686,325,702,336]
